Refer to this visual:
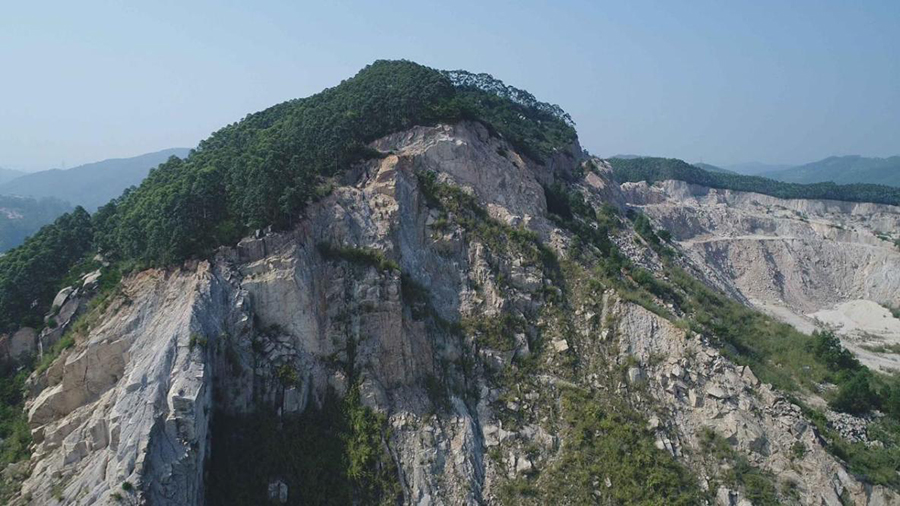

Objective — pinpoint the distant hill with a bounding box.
[725,161,792,175]
[0,167,25,185]
[693,162,736,174]
[612,157,737,174]
[607,156,900,207]
[760,155,900,187]
[0,195,73,252]
[0,148,191,210]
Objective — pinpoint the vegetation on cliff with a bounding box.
[207,390,399,506]
[0,208,93,331]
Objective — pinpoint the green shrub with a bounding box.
[188,333,208,351]
[462,313,525,351]
[317,243,399,273]
[810,331,860,375]
[790,441,806,460]
[829,370,880,415]
[275,364,299,388]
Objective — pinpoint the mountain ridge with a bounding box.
[0,148,191,211]
[2,60,900,506]
[0,168,25,186]
[760,155,900,187]
[607,156,900,207]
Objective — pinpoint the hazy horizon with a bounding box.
[2,1,898,172]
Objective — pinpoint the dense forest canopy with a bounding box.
[608,157,900,207]
[0,208,93,330]
[0,60,576,332]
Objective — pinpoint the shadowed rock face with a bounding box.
[623,180,900,372]
[10,124,897,505]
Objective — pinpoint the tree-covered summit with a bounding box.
[0,60,576,331]
[90,60,577,267]
[608,156,900,207]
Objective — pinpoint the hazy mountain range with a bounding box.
[721,161,792,175]
[692,162,736,174]
[757,156,900,187]
[695,157,899,188]
[0,148,190,251]
[0,167,26,185]
[608,155,900,188]
[0,147,190,211]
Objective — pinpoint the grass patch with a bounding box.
[511,388,702,505]
[461,313,525,352]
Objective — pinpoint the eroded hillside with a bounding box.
[5,123,898,506]
[623,180,900,373]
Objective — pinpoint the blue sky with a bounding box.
[1,0,898,171]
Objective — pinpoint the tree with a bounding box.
[830,370,880,415]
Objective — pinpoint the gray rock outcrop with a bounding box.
[8,123,897,505]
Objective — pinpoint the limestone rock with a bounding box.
[268,479,288,504]
[0,327,36,360]
[551,339,570,353]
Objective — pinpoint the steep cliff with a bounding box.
[8,123,898,505]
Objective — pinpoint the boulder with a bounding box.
[267,479,288,504]
[51,286,74,311]
[0,327,37,359]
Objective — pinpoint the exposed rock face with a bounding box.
[20,265,220,505]
[0,269,102,362]
[605,295,894,505]
[10,124,897,505]
[0,327,37,361]
[623,180,900,371]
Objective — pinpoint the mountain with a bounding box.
[0,167,25,186]
[0,148,191,211]
[2,61,899,506]
[692,162,736,174]
[0,195,73,252]
[607,156,900,206]
[724,161,792,175]
[761,155,900,187]
[610,157,738,175]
